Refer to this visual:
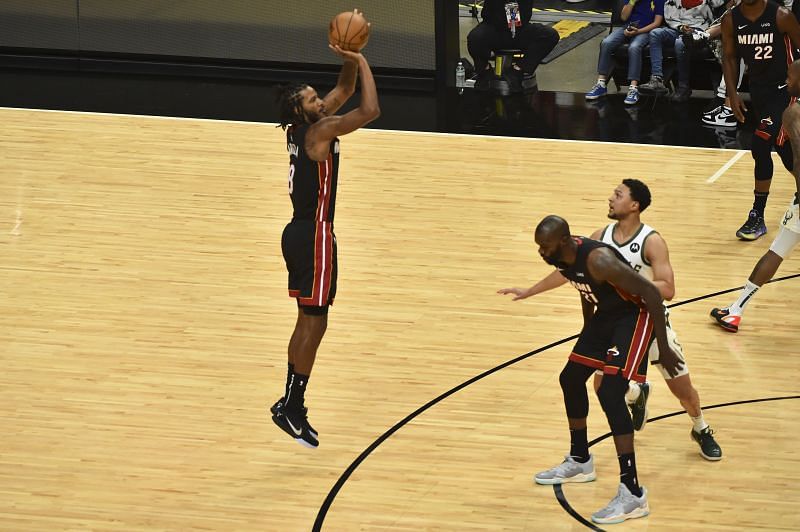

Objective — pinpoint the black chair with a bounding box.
[491,48,524,95]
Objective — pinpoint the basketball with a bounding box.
[328,11,370,52]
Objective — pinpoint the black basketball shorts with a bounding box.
[281,219,337,308]
[569,308,653,383]
[752,86,792,146]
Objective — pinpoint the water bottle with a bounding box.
[455,60,466,89]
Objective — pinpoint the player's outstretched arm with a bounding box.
[323,59,358,116]
[497,270,568,300]
[306,47,380,158]
[322,10,370,115]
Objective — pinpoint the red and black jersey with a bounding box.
[732,1,795,92]
[286,124,340,223]
[558,237,642,315]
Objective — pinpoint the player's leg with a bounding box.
[712,224,799,332]
[595,349,650,431]
[737,131,772,240]
[272,221,336,448]
[534,326,607,485]
[737,91,790,240]
[591,311,650,524]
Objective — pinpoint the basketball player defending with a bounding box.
[516,215,682,525]
[271,39,380,448]
[721,0,800,240]
[499,180,722,461]
[711,59,800,332]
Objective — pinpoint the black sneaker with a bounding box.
[270,397,317,438]
[735,209,767,240]
[691,427,723,461]
[670,85,692,102]
[629,382,650,431]
[272,402,319,448]
[639,75,668,94]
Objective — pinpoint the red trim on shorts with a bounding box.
[622,309,652,383]
[569,352,605,369]
[756,127,773,142]
[289,289,300,298]
[297,221,333,306]
[777,36,795,147]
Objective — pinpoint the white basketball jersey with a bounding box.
[600,223,656,280]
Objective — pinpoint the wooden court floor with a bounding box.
[1,108,798,531]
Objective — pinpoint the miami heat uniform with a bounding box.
[600,223,689,379]
[281,124,339,309]
[732,0,796,145]
[558,237,653,383]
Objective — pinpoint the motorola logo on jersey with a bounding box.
[630,243,640,253]
[761,116,774,126]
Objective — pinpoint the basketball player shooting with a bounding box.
[271,10,380,449]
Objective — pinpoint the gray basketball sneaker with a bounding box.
[592,483,650,524]
[534,454,596,485]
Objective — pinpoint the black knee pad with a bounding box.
[777,140,794,172]
[559,362,593,419]
[751,136,774,181]
[597,374,634,435]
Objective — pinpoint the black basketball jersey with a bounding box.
[558,237,642,315]
[286,124,340,223]
[732,0,794,90]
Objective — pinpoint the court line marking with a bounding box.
[312,273,800,531]
[0,106,742,153]
[706,150,747,183]
[556,394,800,531]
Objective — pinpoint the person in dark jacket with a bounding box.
[467,0,559,90]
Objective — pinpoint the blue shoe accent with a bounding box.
[585,83,607,100]
[735,209,767,240]
[624,87,639,105]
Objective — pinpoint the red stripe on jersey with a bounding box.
[622,309,653,383]
[315,154,333,223]
[786,34,795,66]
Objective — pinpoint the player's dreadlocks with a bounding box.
[276,83,310,130]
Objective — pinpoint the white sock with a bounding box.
[597,78,607,88]
[625,381,640,404]
[690,413,708,433]
[729,280,760,315]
